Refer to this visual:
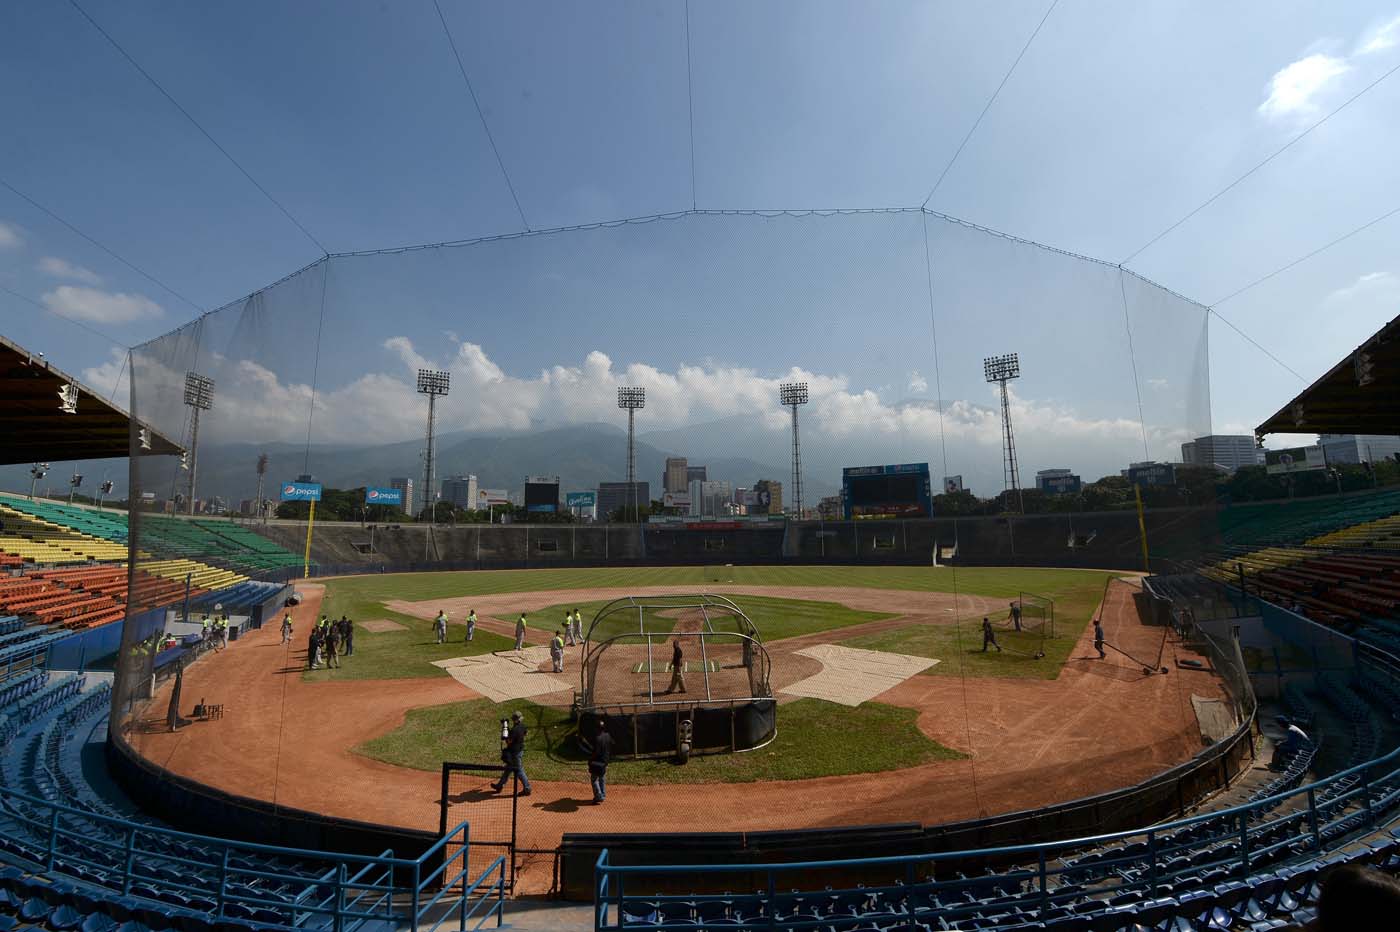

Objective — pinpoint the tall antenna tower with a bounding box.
[417,369,451,523]
[779,381,809,518]
[983,353,1023,514]
[182,371,214,515]
[617,387,646,518]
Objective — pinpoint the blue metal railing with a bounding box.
[0,783,504,932]
[594,744,1400,931]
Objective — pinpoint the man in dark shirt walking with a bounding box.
[981,617,1001,653]
[666,638,686,693]
[588,719,613,804]
[491,710,532,795]
[1093,619,1106,659]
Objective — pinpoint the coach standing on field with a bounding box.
[588,719,612,804]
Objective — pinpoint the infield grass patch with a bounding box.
[355,696,962,783]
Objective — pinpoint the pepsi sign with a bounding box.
[279,481,322,502]
[365,487,403,506]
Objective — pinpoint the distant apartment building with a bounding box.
[598,481,650,521]
[388,477,414,514]
[753,479,783,515]
[1180,435,1262,472]
[1318,434,1400,465]
[664,457,689,494]
[441,475,479,510]
[688,479,733,517]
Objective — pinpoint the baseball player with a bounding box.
[514,613,527,651]
[551,629,565,673]
[1009,601,1022,631]
[465,609,477,642]
[981,617,1001,653]
[434,610,448,645]
[563,612,576,647]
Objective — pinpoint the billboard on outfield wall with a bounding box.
[279,481,322,502]
[1265,445,1327,475]
[365,486,402,506]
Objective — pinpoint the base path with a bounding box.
[128,578,1228,894]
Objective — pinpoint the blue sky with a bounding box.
[3,1,1400,493]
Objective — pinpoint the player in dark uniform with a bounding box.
[981,617,1001,652]
[588,718,613,803]
[492,710,532,795]
[1009,601,1022,631]
[1093,619,1106,659]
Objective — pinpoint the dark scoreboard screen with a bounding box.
[847,474,922,505]
[842,463,931,519]
[524,481,559,513]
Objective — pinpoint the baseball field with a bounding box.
[130,563,1229,893]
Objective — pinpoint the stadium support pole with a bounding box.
[303,499,316,578]
[1134,485,1150,574]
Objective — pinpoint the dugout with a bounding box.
[577,594,776,759]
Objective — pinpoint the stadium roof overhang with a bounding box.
[1256,311,1400,440]
[0,334,183,464]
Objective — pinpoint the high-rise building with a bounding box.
[753,479,783,515]
[1180,435,1261,472]
[1318,434,1400,465]
[664,457,689,494]
[388,477,414,514]
[597,481,650,522]
[686,465,707,485]
[441,475,479,510]
[688,479,733,517]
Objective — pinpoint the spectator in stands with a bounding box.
[465,609,477,642]
[514,613,528,651]
[588,718,612,804]
[666,638,686,693]
[434,610,448,645]
[491,710,531,796]
[281,612,293,644]
[1008,601,1022,631]
[981,617,1001,653]
[550,629,565,673]
[341,616,354,656]
[1303,863,1400,930]
[1093,619,1106,659]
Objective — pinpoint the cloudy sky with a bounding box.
[3,1,1399,492]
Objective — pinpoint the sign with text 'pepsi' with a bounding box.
[365,487,403,506]
[279,481,322,502]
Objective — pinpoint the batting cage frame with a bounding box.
[577,594,776,760]
[439,762,520,894]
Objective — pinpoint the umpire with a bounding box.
[491,710,532,796]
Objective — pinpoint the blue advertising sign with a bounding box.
[365,487,403,506]
[279,481,322,502]
[565,491,597,508]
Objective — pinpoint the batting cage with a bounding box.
[577,594,775,759]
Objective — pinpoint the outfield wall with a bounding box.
[247,507,1219,575]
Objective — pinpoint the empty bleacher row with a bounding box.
[1206,548,1400,634]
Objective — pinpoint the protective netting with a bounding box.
[113,208,1221,839]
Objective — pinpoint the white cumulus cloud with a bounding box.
[0,221,22,250]
[1259,53,1349,120]
[37,256,103,285]
[907,371,928,394]
[42,285,163,324]
[1358,14,1400,55]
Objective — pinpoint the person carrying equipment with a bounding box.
[491,710,531,795]
[981,617,1001,652]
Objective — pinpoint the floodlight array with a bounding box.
[416,369,451,395]
[183,371,215,409]
[983,353,1021,382]
[617,386,646,409]
[779,381,809,406]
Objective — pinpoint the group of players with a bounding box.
[429,607,589,674]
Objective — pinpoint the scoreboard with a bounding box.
[842,463,932,520]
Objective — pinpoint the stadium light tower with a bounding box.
[983,353,1024,514]
[417,369,451,523]
[779,381,809,518]
[28,463,49,501]
[182,371,215,516]
[617,387,646,518]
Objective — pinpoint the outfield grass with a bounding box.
[355,696,963,783]
[533,594,896,644]
[312,565,1115,682]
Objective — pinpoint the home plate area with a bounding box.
[431,646,571,702]
[780,644,938,707]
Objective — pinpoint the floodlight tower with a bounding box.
[983,353,1024,514]
[779,381,809,518]
[417,369,451,523]
[182,371,215,516]
[617,387,646,518]
[28,464,48,501]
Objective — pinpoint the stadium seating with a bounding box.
[0,504,127,564]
